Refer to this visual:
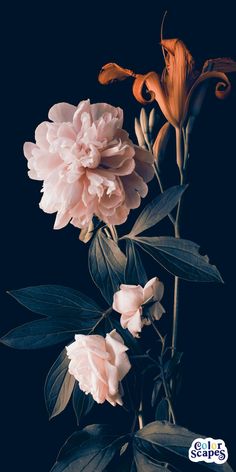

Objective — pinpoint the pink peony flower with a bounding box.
[113,277,165,338]
[66,329,131,406]
[23,100,154,229]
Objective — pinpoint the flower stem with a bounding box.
[89,306,112,334]
[172,128,185,356]
[160,358,176,424]
[138,403,144,429]
[153,163,176,226]
[149,316,165,354]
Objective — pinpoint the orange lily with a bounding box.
[98,41,236,130]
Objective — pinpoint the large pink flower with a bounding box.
[66,329,131,406]
[23,100,154,229]
[113,277,165,338]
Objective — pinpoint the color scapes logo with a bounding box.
[189,437,228,465]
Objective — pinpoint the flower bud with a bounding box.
[148,108,156,135]
[140,107,149,134]
[134,117,146,148]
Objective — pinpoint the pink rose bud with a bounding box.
[113,277,165,338]
[23,100,154,230]
[66,329,131,406]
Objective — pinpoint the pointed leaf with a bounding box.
[8,285,102,317]
[125,239,148,286]
[155,398,169,421]
[134,237,223,282]
[134,448,173,471]
[134,421,233,471]
[151,379,163,407]
[44,349,75,419]
[51,424,129,472]
[72,384,94,426]
[0,318,84,349]
[130,186,187,236]
[89,229,126,304]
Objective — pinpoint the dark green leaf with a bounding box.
[8,285,102,317]
[151,379,163,407]
[164,352,183,381]
[134,421,233,471]
[89,229,126,304]
[134,237,223,283]
[44,349,75,419]
[51,424,129,472]
[125,239,148,286]
[134,448,173,471]
[155,399,169,421]
[105,442,134,472]
[1,318,86,349]
[72,384,94,426]
[129,186,187,236]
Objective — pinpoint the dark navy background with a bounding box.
[1,1,236,470]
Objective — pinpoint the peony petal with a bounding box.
[35,122,49,149]
[149,301,165,321]
[91,103,123,125]
[48,102,77,122]
[124,309,142,338]
[23,141,37,160]
[113,285,144,313]
[134,145,154,164]
[105,330,131,383]
[143,277,164,302]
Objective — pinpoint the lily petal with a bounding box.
[153,122,172,170]
[183,70,232,124]
[202,57,236,74]
[133,72,177,127]
[98,63,135,84]
[161,39,194,126]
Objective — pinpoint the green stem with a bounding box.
[88,306,112,334]
[172,128,185,356]
[160,358,176,424]
[153,162,176,226]
[149,316,165,354]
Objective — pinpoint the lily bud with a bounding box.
[148,108,156,135]
[140,108,149,134]
[134,117,146,148]
[153,122,171,172]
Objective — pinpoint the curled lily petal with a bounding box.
[98,63,135,84]
[134,71,177,127]
[182,70,231,125]
[132,74,155,105]
[202,57,236,73]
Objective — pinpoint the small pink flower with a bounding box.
[113,277,165,338]
[24,100,154,230]
[66,329,131,406]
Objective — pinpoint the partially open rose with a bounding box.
[113,277,165,338]
[24,99,154,230]
[66,329,131,406]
